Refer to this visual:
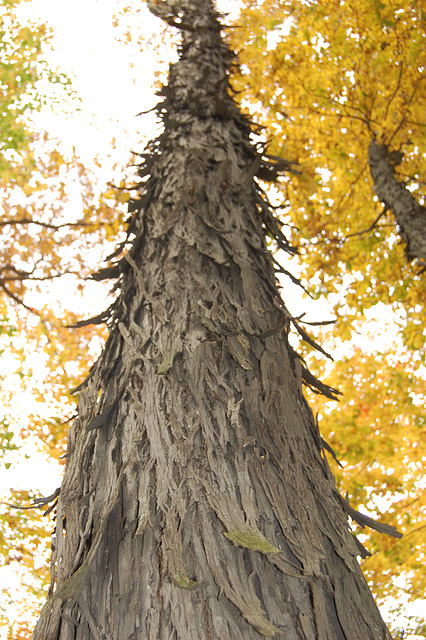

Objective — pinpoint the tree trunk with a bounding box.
[369,138,426,267]
[33,2,393,638]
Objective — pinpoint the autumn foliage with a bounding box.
[1,0,129,632]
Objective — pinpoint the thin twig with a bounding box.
[0,282,36,312]
[388,76,424,146]
[384,63,404,122]
[345,205,389,239]
[0,488,60,511]
[0,218,88,230]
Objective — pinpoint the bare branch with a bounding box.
[0,218,88,230]
[0,282,37,312]
[345,205,389,239]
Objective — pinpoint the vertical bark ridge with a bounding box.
[33,2,392,638]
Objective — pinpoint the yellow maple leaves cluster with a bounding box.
[231,0,425,297]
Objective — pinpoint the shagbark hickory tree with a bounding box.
[33,1,400,638]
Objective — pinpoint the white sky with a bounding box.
[23,0,241,160]
[24,0,161,165]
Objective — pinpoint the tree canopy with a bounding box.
[231,0,425,343]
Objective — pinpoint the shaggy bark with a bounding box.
[33,2,395,638]
[369,138,426,267]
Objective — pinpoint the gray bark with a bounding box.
[33,2,394,638]
[369,138,426,267]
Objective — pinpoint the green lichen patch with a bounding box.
[172,572,198,590]
[224,528,281,555]
[156,352,175,375]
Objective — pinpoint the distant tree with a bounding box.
[32,1,401,638]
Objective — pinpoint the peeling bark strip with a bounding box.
[33,2,393,639]
[369,138,426,267]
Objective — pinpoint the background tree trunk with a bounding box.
[369,138,426,267]
[33,1,394,638]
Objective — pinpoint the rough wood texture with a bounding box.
[33,2,393,638]
[369,138,426,267]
